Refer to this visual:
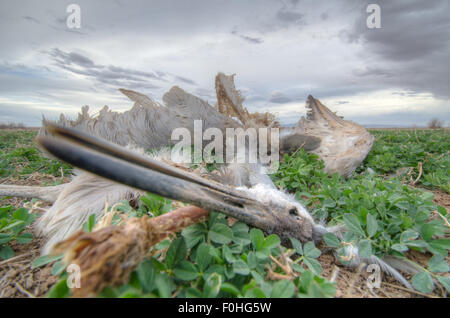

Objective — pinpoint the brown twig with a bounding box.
[411,162,423,186]
[277,246,293,276]
[267,267,293,281]
[382,282,440,298]
[14,282,36,298]
[0,252,32,266]
[329,265,340,283]
[269,254,293,277]
[432,210,450,228]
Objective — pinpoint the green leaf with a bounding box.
[208,223,232,244]
[428,238,450,250]
[250,228,264,250]
[136,259,156,293]
[245,288,267,298]
[412,271,434,294]
[220,283,241,297]
[437,205,447,216]
[303,241,321,258]
[358,240,373,258]
[13,208,29,221]
[291,263,305,273]
[436,276,450,293]
[262,234,281,250]
[428,255,449,273]
[251,270,265,285]
[323,233,340,248]
[154,239,171,250]
[298,271,336,298]
[2,220,25,231]
[51,260,66,276]
[181,223,206,248]
[32,254,63,268]
[0,245,14,260]
[400,230,419,242]
[420,224,436,241]
[247,251,258,269]
[406,240,427,248]
[165,237,187,269]
[195,243,212,272]
[119,289,142,298]
[185,287,203,298]
[82,214,96,233]
[303,257,322,275]
[0,233,13,244]
[427,241,448,257]
[203,273,222,298]
[173,261,199,281]
[222,245,236,263]
[232,222,251,245]
[47,278,70,298]
[391,243,408,253]
[366,213,378,238]
[289,237,304,255]
[343,214,365,236]
[16,232,33,244]
[270,280,295,298]
[204,263,225,277]
[232,259,250,275]
[155,274,173,298]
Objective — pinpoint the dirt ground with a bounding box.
[0,235,58,298]
[0,172,449,298]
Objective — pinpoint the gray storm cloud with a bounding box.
[0,0,448,126]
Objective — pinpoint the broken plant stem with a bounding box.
[411,162,423,186]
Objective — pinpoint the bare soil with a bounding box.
[0,234,58,298]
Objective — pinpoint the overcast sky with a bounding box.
[0,0,449,127]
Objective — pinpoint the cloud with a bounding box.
[276,10,304,25]
[0,0,448,127]
[269,91,291,104]
[22,16,40,24]
[231,30,264,44]
[345,0,450,98]
[274,0,306,27]
[47,48,197,91]
[172,75,197,86]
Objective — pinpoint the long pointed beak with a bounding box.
[36,124,314,244]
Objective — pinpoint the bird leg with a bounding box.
[53,205,209,297]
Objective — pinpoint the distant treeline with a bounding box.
[0,122,26,129]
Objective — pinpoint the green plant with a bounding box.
[363,129,449,192]
[46,207,336,298]
[0,130,72,179]
[0,205,36,259]
[271,145,450,294]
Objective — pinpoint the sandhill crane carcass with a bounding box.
[37,123,413,296]
[1,73,403,295]
[1,73,376,254]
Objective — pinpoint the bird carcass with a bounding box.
[1,73,375,254]
[34,125,411,296]
[39,73,374,178]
